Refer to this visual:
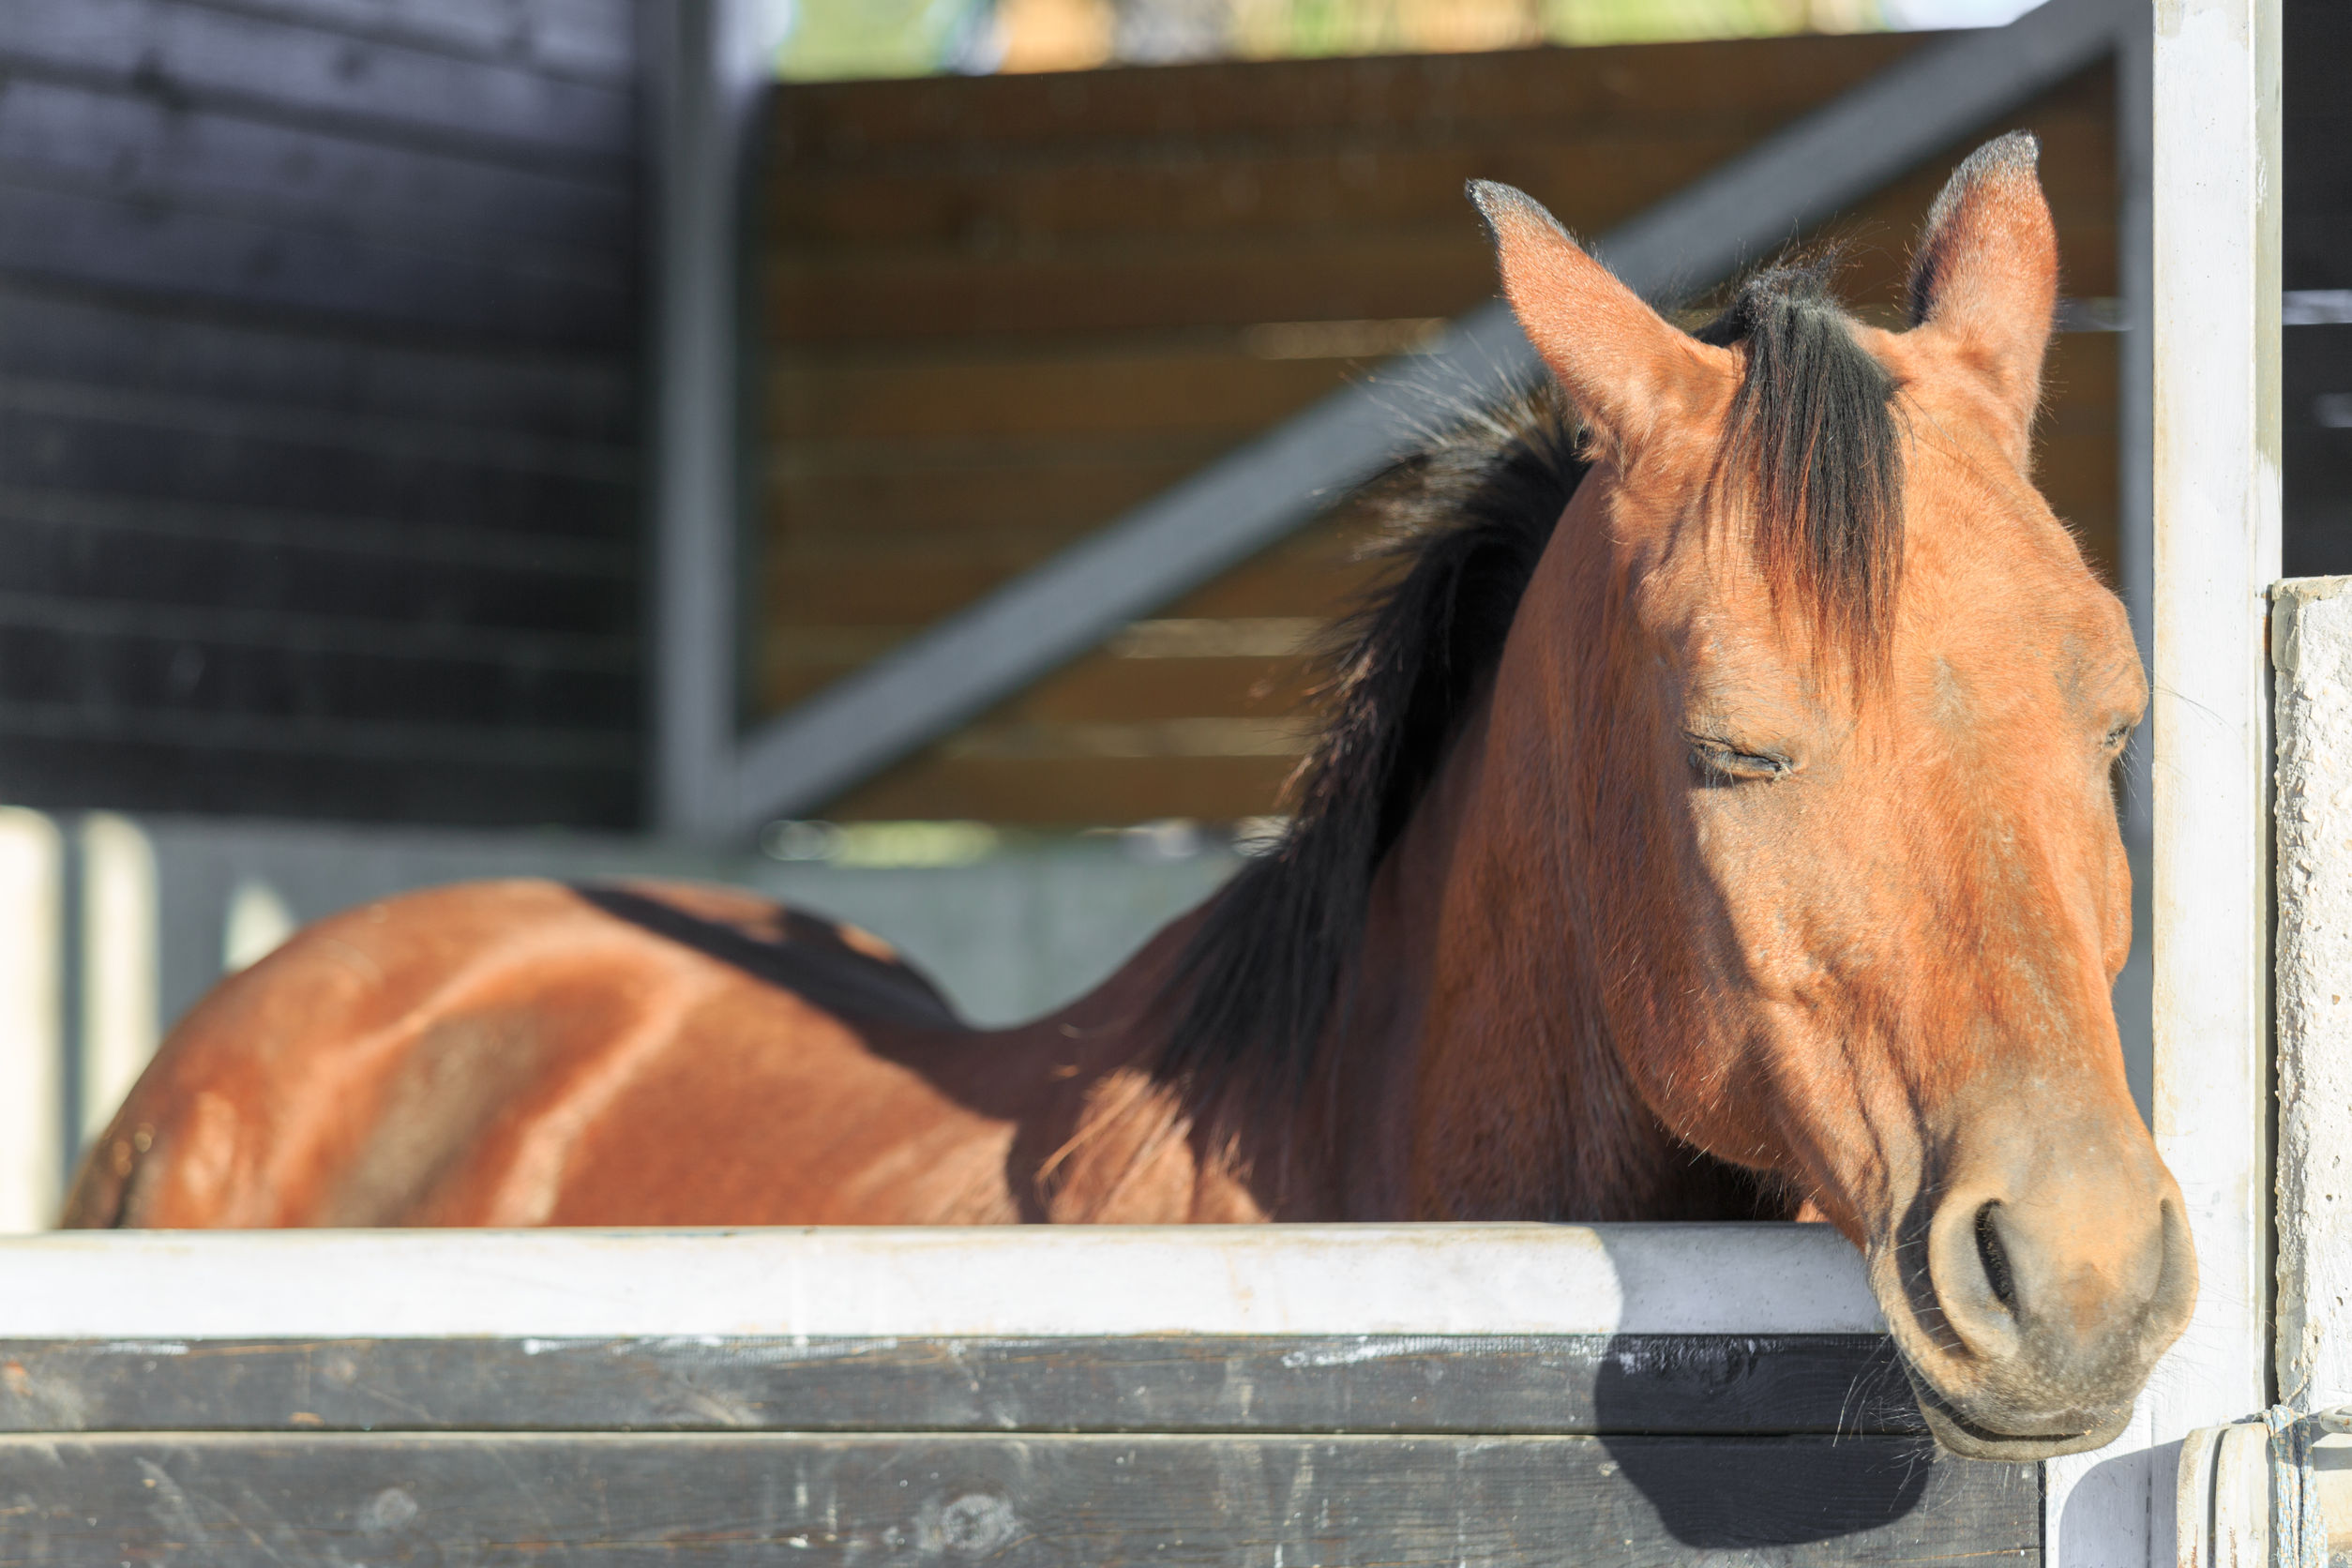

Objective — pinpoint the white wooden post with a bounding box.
[2146,0,2281,1449]
[2048,0,2280,1557]
[0,810,63,1233]
[75,813,157,1153]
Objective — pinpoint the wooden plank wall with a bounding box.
[761,36,2118,826]
[0,0,642,827]
[0,1334,2041,1564]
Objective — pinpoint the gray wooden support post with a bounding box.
[644,0,774,841]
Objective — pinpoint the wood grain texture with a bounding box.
[0,178,630,347]
[0,730,636,824]
[0,0,633,165]
[0,75,631,248]
[0,283,634,443]
[0,0,644,827]
[0,1431,2038,1566]
[0,1334,1923,1437]
[769,33,1931,156]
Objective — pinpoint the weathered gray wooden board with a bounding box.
[0,1335,1923,1437]
[0,1432,2038,1566]
[0,74,632,244]
[0,0,644,828]
[0,179,628,343]
[0,288,634,444]
[0,0,632,161]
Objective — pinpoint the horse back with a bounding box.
[60,878,1003,1229]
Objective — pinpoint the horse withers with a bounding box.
[67,134,2194,1460]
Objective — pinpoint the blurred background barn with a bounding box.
[0,0,2340,1224]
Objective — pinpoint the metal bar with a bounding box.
[645,0,772,839]
[728,0,2131,833]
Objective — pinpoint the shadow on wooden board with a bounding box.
[1592,1337,1967,1550]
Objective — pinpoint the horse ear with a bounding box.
[1906,132,2058,461]
[1469,180,1733,450]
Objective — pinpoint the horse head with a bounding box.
[1471,135,2194,1458]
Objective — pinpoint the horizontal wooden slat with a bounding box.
[766,530,1379,631]
[0,1334,1919,1436]
[0,370,630,483]
[772,350,1351,444]
[830,754,1304,824]
[764,116,2116,347]
[0,176,630,346]
[767,652,1321,729]
[775,130,1808,255]
[0,1431,2035,1567]
[0,732,637,826]
[0,0,633,167]
[0,76,629,251]
[769,448,1207,540]
[185,0,636,85]
[0,282,632,439]
[772,32,1933,158]
[768,82,2116,258]
[770,230,1496,345]
[0,482,630,579]
[0,625,631,730]
[0,404,631,541]
[0,697,630,764]
[0,596,628,687]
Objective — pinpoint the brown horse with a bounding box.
[66,134,2193,1459]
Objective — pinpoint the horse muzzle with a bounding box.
[1872,1130,2199,1460]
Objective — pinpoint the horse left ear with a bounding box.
[1907,132,2058,463]
[1470,180,1734,453]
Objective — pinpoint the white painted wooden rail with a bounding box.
[0,1223,1879,1340]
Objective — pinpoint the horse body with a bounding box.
[68,135,2195,1459]
[63,880,1203,1227]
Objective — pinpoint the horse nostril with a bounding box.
[1976,1201,2016,1310]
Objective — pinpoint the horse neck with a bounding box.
[1373,520,1785,1222]
[1032,506,1771,1223]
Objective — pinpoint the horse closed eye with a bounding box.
[2101,719,2136,753]
[1688,739,1789,783]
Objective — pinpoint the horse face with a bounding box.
[1476,140,2194,1458]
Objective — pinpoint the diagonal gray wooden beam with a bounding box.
[729,0,2127,833]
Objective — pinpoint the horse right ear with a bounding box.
[1904,133,2058,464]
[1469,181,1735,451]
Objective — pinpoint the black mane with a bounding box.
[1160,264,1905,1108]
